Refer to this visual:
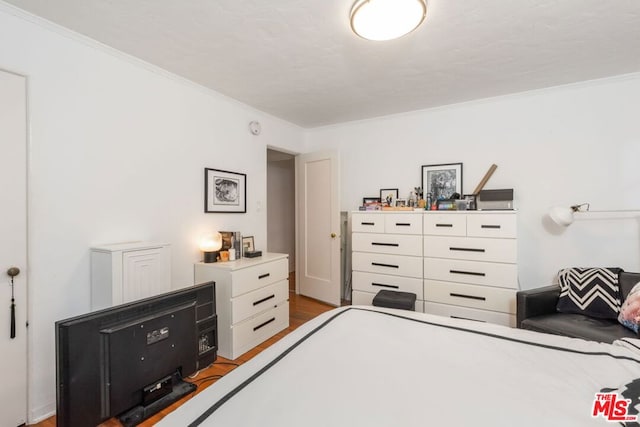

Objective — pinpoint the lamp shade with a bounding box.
[199,232,223,252]
[549,206,575,227]
[350,0,427,41]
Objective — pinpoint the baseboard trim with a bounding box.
[29,402,55,424]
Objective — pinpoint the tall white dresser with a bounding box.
[90,241,171,310]
[194,253,289,360]
[351,212,424,312]
[423,211,518,327]
[351,211,518,326]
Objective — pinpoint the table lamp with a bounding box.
[200,232,223,263]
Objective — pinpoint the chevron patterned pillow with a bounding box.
[556,267,624,319]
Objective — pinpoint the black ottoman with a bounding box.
[372,290,416,311]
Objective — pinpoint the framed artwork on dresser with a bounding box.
[379,188,398,207]
[421,163,462,202]
[242,236,255,255]
[205,168,247,213]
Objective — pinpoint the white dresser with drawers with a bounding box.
[423,211,518,327]
[194,253,289,360]
[351,212,424,312]
[351,211,518,326]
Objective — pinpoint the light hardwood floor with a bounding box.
[32,275,335,427]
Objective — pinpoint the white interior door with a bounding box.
[296,151,340,306]
[0,70,28,426]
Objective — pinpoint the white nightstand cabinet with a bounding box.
[423,211,518,327]
[351,212,424,312]
[194,253,289,360]
[90,241,171,310]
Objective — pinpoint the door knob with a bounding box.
[330,233,337,238]
[7,267,20,277]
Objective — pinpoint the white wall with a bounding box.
[0,4,304,422]
[306,74,640,291]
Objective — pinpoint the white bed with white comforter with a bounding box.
[158,306,640,427]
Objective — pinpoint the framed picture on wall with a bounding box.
[421,163,463,202]
[379,188,399,207]
[205,168,247,213]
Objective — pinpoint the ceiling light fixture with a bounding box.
[350,0,427,41]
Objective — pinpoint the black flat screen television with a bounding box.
[56,281,217,427]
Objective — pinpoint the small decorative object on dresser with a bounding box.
[463,194,477,210]
[242,235,255,256]
[421,163,463,202]
[221,231,242,259]
[436,199,456,210]
[362,197,381,209]
[205,168,246,213]
[379,188,398,207]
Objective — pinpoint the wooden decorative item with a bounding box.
[472,164,498,195]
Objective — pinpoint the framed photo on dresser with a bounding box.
[421,163,462,202]
[379,189,398,207]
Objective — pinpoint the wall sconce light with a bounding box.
[200,232,223,263]
[549,203,640,227]
[548,203,590,227]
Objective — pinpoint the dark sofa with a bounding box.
[517,272,640,343]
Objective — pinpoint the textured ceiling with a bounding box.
[4,0,640,127]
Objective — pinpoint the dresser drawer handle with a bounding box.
[395,222,411,226]
[449,247,486,253]
[372,262,399,269]
[361,222,375,226]
[435,223,453,228]
[258,273,271,279]
[253,294,275,306]
[253,317,276,331]
[372,282,400,289]
[372,242,400,247]
[450,292,486,301]
[481,225,501,229]
[449,269,486,277]
[450,315,485,323]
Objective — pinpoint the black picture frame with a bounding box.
[421,163,463,202]
[205,168,247,213]
[242,236,255,256]
[379,188,399,207]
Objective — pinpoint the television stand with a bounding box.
[118,371,197,427]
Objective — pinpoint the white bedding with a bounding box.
[158,306,640,427]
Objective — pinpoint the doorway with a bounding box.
[266,149,296,292]
[267,148,343,306]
